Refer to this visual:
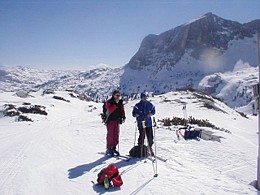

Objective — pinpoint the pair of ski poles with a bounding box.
[134,117,158,177]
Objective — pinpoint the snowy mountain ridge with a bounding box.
[120,13,259,104]
[0,65,122,101]
[0,64,258,110]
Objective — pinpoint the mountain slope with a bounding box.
[0,90,257,194]
[199,63,258,108]
[120,13,259,96]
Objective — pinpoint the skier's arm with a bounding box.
[147,103,155,117]
[151,104,155,115]
[132,105,140,117]
[120,101,126,120]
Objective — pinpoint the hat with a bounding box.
[141,93,147,99]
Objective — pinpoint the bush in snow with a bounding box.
[53,95,70,102]
[2,103,48,120]
[17,105,47,115]
[160,116,230,133]
[18,115,33,122]
[3,104,20,117]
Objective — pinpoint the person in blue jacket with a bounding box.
[132,93,156,155]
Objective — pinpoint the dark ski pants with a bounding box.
[138,126,153,147]
[106,120,119,150]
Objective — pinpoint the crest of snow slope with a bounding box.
[198,64,258,108]
[0,90,257,194]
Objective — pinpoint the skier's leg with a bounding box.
[146,127,154,147]
[137,127,144,146]
[106,121,114,156]
[113,121,120,156]
[146,127,154,156]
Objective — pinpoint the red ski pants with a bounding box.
[106,120,119,149]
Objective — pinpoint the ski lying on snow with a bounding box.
[97,152,131,161]
[155,155,167,162]
[147,155,167,162]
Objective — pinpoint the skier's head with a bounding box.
[140,93,147,101]
[112,89,121,100]
[112,89,120,96]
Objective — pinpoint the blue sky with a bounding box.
[0,0,259,70]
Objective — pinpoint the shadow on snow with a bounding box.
[67,155,141,179]
[68,156,109,179]
[68,155,154,194]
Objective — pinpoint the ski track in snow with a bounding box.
[0,91,258,194]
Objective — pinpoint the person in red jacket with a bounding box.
[105,90,126,156]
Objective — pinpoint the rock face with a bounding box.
[127,12,259,71]
[120,12,260,95]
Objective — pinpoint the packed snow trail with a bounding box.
[0,91,258,194]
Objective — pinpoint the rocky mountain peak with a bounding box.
[126,13,258,71]
[120,13,259,101]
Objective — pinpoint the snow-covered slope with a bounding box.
[199,64,258,108]
[0,66,72,92]
[0,65,122,101]
[0,90,257,194]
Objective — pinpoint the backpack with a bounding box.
[129,145,148,157]
[184,130,202,140]
[97,164,123,187]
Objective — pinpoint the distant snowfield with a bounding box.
[199,65,258,108]
[0,90,258,194]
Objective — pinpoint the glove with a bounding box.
[147,113,153,117]
[101,113,106,120]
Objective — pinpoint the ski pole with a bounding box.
[153,117,158,177]
[117,121,120,154]
[134,121,137,146]
[144,123,157,174]
[182,103,188,126]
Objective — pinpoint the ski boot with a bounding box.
[113,147,120,156]
[106,148,114,157]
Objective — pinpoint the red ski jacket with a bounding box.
[105,98,125,122]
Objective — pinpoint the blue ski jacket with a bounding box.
[132,100,155,128]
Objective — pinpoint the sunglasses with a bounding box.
[114,94,120,97]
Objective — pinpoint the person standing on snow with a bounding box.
[105,90,126,156]
[132,93,155,155]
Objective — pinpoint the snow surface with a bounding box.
[198,65,258,108]
[0,90,258,194]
